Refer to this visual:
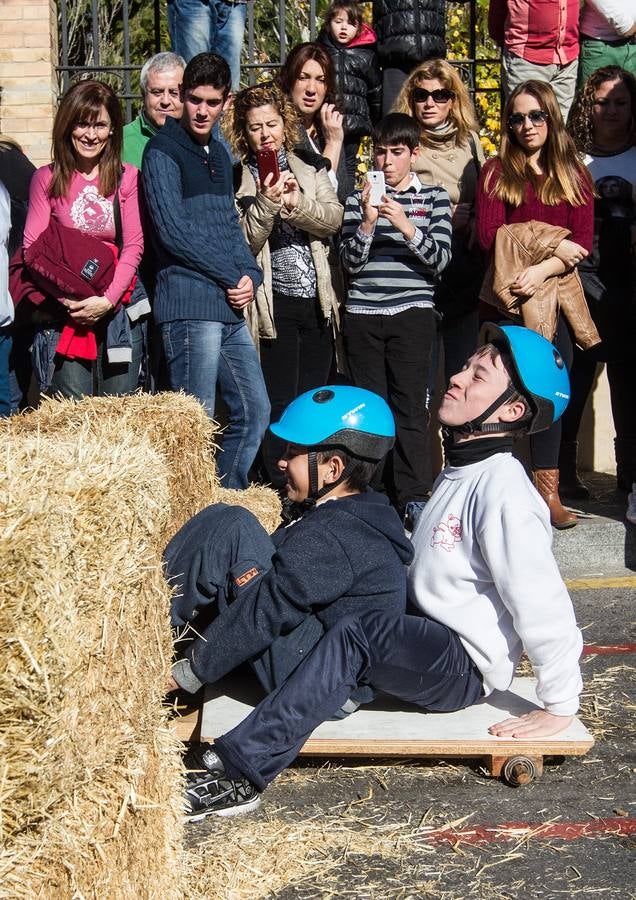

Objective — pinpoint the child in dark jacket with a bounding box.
[319,0,382,197]
[165,384,413,704]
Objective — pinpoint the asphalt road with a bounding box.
[186,580,636,899]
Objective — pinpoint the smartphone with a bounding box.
[257,149,280,186]
[366,170,386,207]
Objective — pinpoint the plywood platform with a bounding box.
[171,676,593,783]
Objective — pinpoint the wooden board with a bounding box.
[190,677,593,765]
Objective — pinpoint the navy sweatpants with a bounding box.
[215,610,484,791]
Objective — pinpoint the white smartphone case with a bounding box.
[367,171,386,206]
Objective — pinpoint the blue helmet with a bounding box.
[270,385,395,461]
[479,323,571,434]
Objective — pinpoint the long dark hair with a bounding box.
[50,80,123,199]
[485,80,591,207]
[568,65,636,153]
[276,42,340,112]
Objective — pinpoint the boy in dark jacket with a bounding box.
[319,0,382,196]
[142,52,270,489]
[165,384,413,701]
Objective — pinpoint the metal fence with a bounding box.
[56,0,501,123]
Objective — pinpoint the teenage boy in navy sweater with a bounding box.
[165,385,413,702]
[340,112,452,526]
[143,53,270,489]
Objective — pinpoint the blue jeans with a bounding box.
[160,318,270,489]
[216,609,483,791]
[0,328,12,417]
[167,0,247,90]
[47,317,145,401]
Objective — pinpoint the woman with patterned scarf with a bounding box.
[228,82,344,490]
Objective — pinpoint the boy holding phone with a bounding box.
[340,112,452,526]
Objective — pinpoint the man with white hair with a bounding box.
[123,51,186,169]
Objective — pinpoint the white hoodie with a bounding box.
[407,453,583,715]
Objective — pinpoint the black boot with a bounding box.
[615,438,636,492]
[558,440,591,500]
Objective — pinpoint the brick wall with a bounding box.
[0,0,58,166]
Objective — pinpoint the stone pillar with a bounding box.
[0,0,59,166]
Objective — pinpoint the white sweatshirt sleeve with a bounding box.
[478,502,583,715]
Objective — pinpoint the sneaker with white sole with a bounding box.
[183,743,261,821]
[627,483,636,525]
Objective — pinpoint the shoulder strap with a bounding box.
[113,167,124,252]
[467,132,482,178]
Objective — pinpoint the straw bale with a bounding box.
[0,427,186,898]
[1,393,282,537]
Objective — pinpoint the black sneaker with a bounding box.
[183,743,261,821]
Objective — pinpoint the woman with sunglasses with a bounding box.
[22,80,144,400]
[476,79,594,528]
[395,59,485,382]
[562,66,636,522]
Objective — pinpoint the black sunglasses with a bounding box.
[411,87,456,104]
[507,109,549,129]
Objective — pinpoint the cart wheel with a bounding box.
[502,755,539,786]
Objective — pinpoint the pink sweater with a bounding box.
[23,164,143,304]
[476,158,594,256]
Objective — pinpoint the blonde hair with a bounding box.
[228,82,301,161]
[485,80,592,207]
[393,59,479,147]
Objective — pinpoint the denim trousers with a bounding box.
[0,328,12,417]
[167,0,247,89]
[160,318,270,489]
[47,317,145,401]
[216,609,484,791]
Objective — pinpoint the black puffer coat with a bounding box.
[318,24,382,140]
[373,0,447,70]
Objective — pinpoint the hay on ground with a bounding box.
[0,427,185,898]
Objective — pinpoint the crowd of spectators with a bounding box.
[1,0,635,524]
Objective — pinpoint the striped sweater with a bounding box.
[340,174,452,312]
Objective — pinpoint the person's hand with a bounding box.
[509,264,547,299]
[452,202,472,232]
[489,710,574,738]
[320,103,344,144]
[165,674,180,694]
[258,171,289,205]
[227,275,254,309]
[378,195,416,240]
[63,295,112,325]
[281,174,301,210]
[360,181,379,231]
[554,238,588,268]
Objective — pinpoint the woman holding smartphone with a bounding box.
[395,59,485,383]
[228,82,344,489]
[476,79,594,529]
[277,42,348,204]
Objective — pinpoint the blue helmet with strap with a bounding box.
[270,386,395,504]
[457,323,570,436]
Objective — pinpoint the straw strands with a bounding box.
[0,427,185,898]
[2,392,281,540]
[0,393,281,897]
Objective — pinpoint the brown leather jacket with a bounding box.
[480,220,601,350]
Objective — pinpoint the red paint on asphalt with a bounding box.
[582,643,636,655]
[421,818,636,845]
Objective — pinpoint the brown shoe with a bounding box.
[532,468,578,529]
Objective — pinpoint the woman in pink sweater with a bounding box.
[476,79,594,528]
[23,80,144,399]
